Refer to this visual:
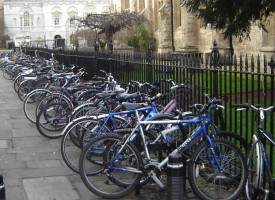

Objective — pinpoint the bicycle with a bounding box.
[60,91,165,173]
[232,103,275,200]
[78,97,248,199]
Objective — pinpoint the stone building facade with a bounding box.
[3,0,111,48]
[113,0,275,57]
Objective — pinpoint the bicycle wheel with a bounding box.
[69,102,103,121]
[188,138,247,200]
[18,79,37,101]
[61,116,114,173]
[217,130,248,154]
[23,89,52,123]
[245,135,273,200]
[14,74,26,93]
[36,102,72,139]
[3,65,13,80]
[35,94,72,118]
[79,134,143,199]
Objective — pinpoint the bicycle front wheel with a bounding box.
[245,135,273,200]
[61,116,113,173]
[23,89,52,123]
[79,134,143,199]
[188,138,247,200]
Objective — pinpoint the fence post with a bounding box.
[146,43,153,83]
[0,175,5,200]
[109,39,113,55]
[166,152,187,200]
[211,40,219,97]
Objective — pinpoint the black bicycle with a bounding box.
[232,103,275,200]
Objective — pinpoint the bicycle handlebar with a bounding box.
[232,103,275,112]
[189,94,223,114]
[161,79,176,86]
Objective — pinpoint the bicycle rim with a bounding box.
[61,118,111,173]
[36,103,71,138]
[79,134,142,199]
[245,136,273,200]
[188,139,247,200]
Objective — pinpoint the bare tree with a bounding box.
[75,11,143,51]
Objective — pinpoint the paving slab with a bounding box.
[23,176,79,200]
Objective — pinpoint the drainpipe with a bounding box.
[170,0,175,52]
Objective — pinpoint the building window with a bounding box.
[24,11,30,26]
[37,17,41,27]
[173,0,181,29]
[54,15,60,25]
[70,16,76,25]
[13,18,17,27]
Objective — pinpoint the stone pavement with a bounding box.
[0,67,196,200]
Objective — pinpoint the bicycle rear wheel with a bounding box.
[79,134,143,199]
[36,102,72,139]
[217,130,248,154]
[188,138,247,200]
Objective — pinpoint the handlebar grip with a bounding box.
[231,103,250,108]
[212,99,222,104]
[199,105,208,114]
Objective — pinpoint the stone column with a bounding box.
[157,0,172,53]
[129,1,136,12]
[180,6,198,52]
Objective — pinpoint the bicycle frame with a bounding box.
[84,103,160,138]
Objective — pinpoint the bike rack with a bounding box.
[166,152,187,200]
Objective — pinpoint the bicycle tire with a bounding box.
[69,102,103,122]
[35,94,73,119]
[3,65,13,80]
[36,102,72,139]
[217,130,248,154]
[245,135,273,200]
[61,116,118,173]
[23,89,52,123]
[79,134,143,199]
[17,79,37,101]
[14,74,27,93]
[188,138,247,200]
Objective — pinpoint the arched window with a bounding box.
[68,9,78,25]
[54,14,60,25]
[37,17,41,27]
[13,18,17,27]
[52,7,62,26]
[24,11,30,26]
